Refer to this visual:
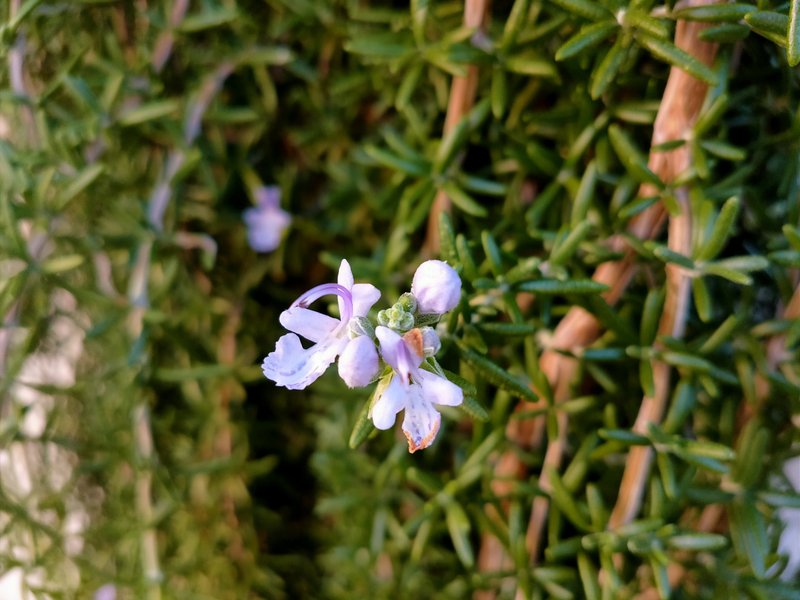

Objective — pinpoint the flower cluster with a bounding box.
[262,259,463,452]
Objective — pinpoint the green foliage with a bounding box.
[2,0,800,599]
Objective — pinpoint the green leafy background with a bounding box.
[1,0,799,599]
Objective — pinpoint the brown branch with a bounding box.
[423,0,489,256]
[635,282,800,598]
[607,186,693,529]
[152,0,190,72]
[478,5,720,585]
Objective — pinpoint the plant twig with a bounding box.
[152,0,190,72]
[479,4,720,582]
[536,12,717,563]
[423,0,489,255]
[607,186,693,529]
[635,281,800,598]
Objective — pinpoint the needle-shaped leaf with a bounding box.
[789,0,800,65]
[556,21,619,61]
[635,32,719,85]
[745,11,789,46]
[608,124,663,188]
[673,3,756,22]
[550,0,613,21]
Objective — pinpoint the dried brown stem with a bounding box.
[636,282,800,598]
[608,186,693,529]
[530,11,718,562]
[152,0,190,72]
[423,0,489,255]
[478,6,720,586]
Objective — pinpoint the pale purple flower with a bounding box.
[411,260,461,314]
[370,326,463,452]
[243,186,291,253]
[262,260,380,389]
[338,335,379,388]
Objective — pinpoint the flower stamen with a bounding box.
[292,283,353,324]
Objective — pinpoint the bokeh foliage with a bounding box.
[1,0,799,599]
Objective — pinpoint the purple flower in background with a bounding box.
[262,260,380,389]
[243,185,291,253]
[93,584,117,600]
[370,326,463,453]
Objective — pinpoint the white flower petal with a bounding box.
[338,336,379,388]
[375,326,403,372]
[352,282,381,317]
[375,326,422,385]
[279,307,340,343]
[370,376,406,430]
[411,260,461,314]
[337,258,355,288]
[261,333,345,390]
[401,386,441,453]
[337,259,354,317]
[417,370,464,407]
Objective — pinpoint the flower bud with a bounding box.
[411,260,461,315]
[338,336,379,388]
[377,305,414,332]
[396,292,418,314]
[419,327,441,357]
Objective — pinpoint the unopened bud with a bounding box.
[411,260,461,315]
[419,327,441,357]
[377,305,414,332]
